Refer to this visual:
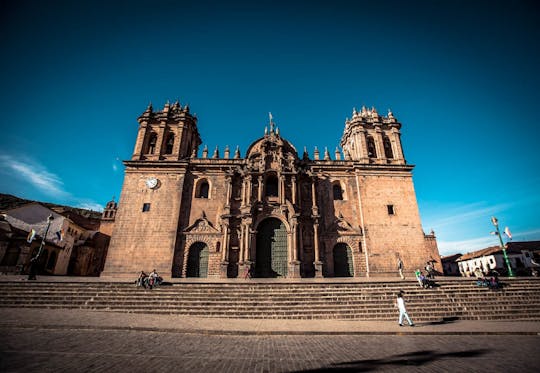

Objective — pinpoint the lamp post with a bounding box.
[491,216,514,277]
[27,214,54,280]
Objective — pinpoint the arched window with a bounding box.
[367,136,377,158]
[196,179,210,198]
[165,133,174,154]
[147,133,157,154]
[383,136,393,159]
[46,251,57,270]
[265,175,278,197]
[332,183,343,200]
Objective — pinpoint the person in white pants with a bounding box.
[396,292,414,327]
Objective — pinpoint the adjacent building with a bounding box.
[0,195,114,276]
[456,241,540,276]
[103,102,441,279]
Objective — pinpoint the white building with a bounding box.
[457,241,540,277]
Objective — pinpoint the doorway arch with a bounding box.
[186,242,209,277]
[333,243,353,277]
[255,218,288,277]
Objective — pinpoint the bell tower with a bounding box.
[131,101,201,161]
[340,106,405,164]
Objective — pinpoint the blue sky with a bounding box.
[1,0,539,256]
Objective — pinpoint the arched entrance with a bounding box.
[333,243,353,277]
[186,242,209,277]
[255,218,288,277]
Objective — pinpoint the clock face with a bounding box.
[145,177,158,189]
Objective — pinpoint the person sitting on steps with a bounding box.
[148,269,162,289]
[136,271,148,288]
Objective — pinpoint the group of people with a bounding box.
[473,267,500,290]
[414,268,436,289]
[136,269,163,289]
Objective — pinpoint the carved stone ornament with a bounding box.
[329,213,362,235]
[184,213,221,234]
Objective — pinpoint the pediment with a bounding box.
[330,213,362,235]
[184,213,220,234]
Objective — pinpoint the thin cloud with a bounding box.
[77,202,104,212]
[427,202,511,228]
[438,228,540,256]
[438,236,500,256]
[0,153,104,212]
[0,154,69,198]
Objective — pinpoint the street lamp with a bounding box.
[27,214,54,280]
[491,216,514,277]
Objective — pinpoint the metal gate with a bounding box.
[255,218,288,277]
[333,243,353,277]
[186,242,209,278]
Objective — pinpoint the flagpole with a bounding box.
[491,216,514,277]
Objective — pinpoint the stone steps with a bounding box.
[1,279,539,321]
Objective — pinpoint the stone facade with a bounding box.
[102,102,441,279]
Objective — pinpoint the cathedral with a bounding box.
[102,102,441,279]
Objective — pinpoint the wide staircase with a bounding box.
[1,278,539,321]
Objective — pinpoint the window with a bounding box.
[265,175,278,197]
[387,204,395,215]
[332,183,343,200]
[147,133,157,154]
[142,203,151,212]
[383,136,393,159]
[165,133,174,154]
[196,180,210,198]
[367,136,377,158]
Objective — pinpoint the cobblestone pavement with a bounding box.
[1,327,539,373]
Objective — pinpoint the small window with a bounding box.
[142,203,151,212]
[196,180,210,198]
[387,204,395,215]
[165,133,174,154]
[333,183,343,200]
[383,136,393,159]
[367,136,377,158]
[265,175,278,197]
[147,133,157,154]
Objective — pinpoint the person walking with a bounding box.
[397,257,405,279]
[395,291,414,327]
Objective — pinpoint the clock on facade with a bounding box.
[145,177,159,189]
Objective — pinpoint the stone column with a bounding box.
[313,220,322,277]
[221,224,229,262]
[132,123,148,160]
[246,176,252,205]
[225,175,232,207]
[374,127,384,163]
[291,176,297,204]
[311,176,322,277]
[239,224,246,263]
[241,179,246,207]
[359,129,368,161]
[174,123,185,159]
[258,175,263,201]
[220,223,229,278]
[311,177,318,215]
[277,173,282,202]
[155,123,166,158]
[391,127,405,163]
[279,175,285,204]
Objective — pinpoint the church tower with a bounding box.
[340,106,405,164]
[131,101,201,161]
[102,102,201,278]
